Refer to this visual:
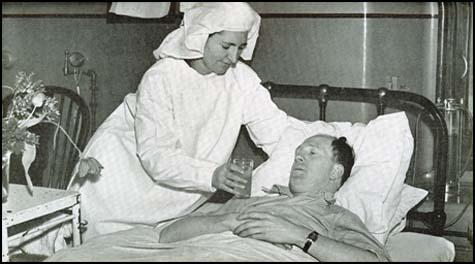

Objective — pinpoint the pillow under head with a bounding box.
[251,112,424,244]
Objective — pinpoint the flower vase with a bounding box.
[2,151,12,203]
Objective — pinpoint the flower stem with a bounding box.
[23,106,37,123]
[43,121,84,191]
[43,120,83,158]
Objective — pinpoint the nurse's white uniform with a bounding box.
[74,57,288,241]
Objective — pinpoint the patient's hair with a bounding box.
[331,137,355,187]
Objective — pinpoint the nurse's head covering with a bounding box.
[153,2,261,61]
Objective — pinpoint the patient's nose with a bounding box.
[295,155,304,163]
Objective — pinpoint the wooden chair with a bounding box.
[3,86,91,190]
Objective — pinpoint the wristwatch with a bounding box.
[302,231,319,253]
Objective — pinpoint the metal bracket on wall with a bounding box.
[2,49,15,69]
[63,49,98,132]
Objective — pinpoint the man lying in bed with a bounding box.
[159,134,391,262]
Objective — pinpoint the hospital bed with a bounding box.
[46,82,455,262]
[261,81,449,237]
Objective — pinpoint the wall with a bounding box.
[249,2,437,15]
[2,17,177,129]
[468,6,473,172]
[2,12,438,125]
[251,17,438,121]
[2,8,440,174]
[2,2,107,15]
[469,5,474,116]
[233,16,440,173]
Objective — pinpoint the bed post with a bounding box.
[318,85,329,121]
[377,87,388,115]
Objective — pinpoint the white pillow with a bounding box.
[251,116,365,193]
[251,112,414,244]
[385,232,455,262]
[385,184,428,243]
[335,112,414,243]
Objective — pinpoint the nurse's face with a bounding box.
[192,31,248,75]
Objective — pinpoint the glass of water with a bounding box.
[231,158,254,198]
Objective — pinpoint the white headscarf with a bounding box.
[153,2,261,61]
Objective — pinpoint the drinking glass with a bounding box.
[231,158,254,198]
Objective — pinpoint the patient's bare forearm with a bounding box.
[159,214,228,243]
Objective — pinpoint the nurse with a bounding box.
[72,2,288,241]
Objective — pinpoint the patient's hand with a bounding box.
[233,211,310,247]
[222,213,244,230]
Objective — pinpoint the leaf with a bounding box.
[12,141,25,155]
[2,151,12,200]
[2,151,12,170]
[2,186,7,200]
[22,143,36,194]
[18,113,47,129]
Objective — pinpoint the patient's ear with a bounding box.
[330,164,344,181]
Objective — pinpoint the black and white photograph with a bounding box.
[2,2,473,262]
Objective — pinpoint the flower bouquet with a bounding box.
[2,72,102,201]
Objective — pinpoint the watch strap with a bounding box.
[302,231,319,253]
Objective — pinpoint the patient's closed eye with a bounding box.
[300,146,321,156]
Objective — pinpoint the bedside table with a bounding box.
[2,184,81,262]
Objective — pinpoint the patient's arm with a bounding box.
[235,212,385,262]
[296,231,383,262]
[159,213,240,243]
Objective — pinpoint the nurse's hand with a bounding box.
[212,163,248,196]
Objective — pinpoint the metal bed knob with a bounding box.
[377,87,388,115]
[319,85,329,99]
[378,87,388,98]
[318,85,329,121]
[262,82,273,90]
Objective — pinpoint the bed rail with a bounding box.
[262,81,449,236]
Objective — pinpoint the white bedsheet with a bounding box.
[46,227,315,262]
[45,225,455,262]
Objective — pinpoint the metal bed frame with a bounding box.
[261,81,450,236]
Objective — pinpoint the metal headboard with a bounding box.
[262,81,449,236]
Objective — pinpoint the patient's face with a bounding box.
[289,135,337,195]
[190,31,248,75]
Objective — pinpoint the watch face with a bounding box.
[308,231,319,241]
